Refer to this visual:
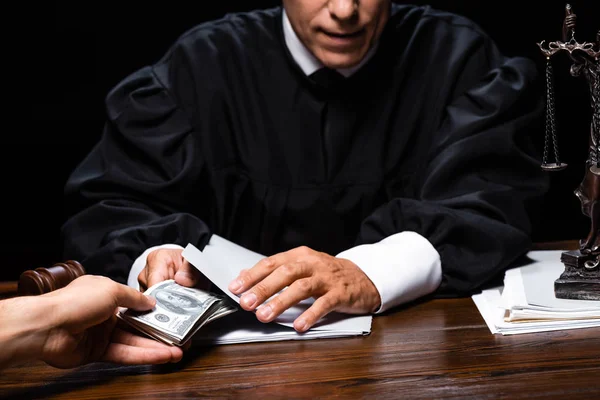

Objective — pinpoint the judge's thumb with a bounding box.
[174,261,201,287]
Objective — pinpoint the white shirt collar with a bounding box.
[282,9,377,78]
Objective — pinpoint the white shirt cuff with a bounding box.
[127,244,185,290]
[336,231,442,313]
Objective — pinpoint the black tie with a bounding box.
[308,68,350,179]
[309,68,346,90]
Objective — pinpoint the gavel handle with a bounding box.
[17,260,86,296]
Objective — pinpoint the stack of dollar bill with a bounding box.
[118,279,238,346]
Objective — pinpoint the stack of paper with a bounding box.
[472,250,600,335]
[181,235,372,344]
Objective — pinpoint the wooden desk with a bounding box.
[1,296,599,399]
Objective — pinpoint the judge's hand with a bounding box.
[227,246,381,332]
[40,275,183,368]
[138,248,209,291]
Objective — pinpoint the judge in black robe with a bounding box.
[62,1,549,331]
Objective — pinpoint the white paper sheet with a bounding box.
[472,250,600,335]
[181,235,372,337]
[193,308,369,345]
[521,251,600,309]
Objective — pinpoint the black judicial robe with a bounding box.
[62,5,549,297]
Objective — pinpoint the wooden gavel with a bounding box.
[17,260,86,296]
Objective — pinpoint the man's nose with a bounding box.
[328,0,358,21]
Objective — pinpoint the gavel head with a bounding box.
[17,260,86,296]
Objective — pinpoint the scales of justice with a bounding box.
[537,4,599,300]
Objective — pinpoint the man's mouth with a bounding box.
[322,29,365,39]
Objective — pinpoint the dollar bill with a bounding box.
[118,279,237,346]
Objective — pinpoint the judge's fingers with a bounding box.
[138,266,163,291]
[239,261,311,311]
[254,277,320,323]
[144,263,173,289]
[137,268,148,292]
[293,294,340,332]
[174,260,203,288]
[229,248,305,295]
[141,248,185,289]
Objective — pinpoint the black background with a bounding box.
[6,1,599,280]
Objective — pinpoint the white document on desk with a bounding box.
[472,250,600,335]
[520,252,600,310]
[181,235,372,344]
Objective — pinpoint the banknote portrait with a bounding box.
[154,288,209,315]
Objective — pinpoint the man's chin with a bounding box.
[319,52,366,70]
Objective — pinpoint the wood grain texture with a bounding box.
[531,240,579,250]
[1,298,599,399]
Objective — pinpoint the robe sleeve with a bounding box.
[61,64,211,283]
[355,46,550,297]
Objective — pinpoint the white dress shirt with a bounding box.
[127,10,442,313]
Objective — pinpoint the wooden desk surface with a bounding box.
[2,241,597,399]
[1,296,599,399]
